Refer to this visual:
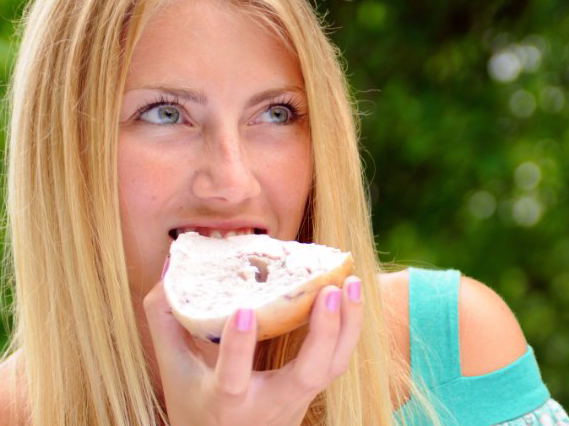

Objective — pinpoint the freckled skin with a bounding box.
[117,0,313,383]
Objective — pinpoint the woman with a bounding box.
[0,0,567,425]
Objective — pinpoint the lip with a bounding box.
[168,221,269,240]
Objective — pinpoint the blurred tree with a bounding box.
[0,0,568,409]
[320,0,569,406]
[0,0,25,353]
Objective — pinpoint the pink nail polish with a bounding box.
[160,255,170,280]
[326,291,341,312]
[348,281,361,302]
[235,309,253,332]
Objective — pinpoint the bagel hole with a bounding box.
[248,256,269,283]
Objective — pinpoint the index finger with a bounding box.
[143,279,203,371]
[213,308,257,398]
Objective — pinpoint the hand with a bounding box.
[143,276,363,426]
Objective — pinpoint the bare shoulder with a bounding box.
[378,269,410,361]
[459,275,527,376]
[378,269,411,407]
[378,269,528,378]
[0,350,25,426]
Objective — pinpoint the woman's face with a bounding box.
[118,0,312,296]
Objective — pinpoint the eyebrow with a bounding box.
[245,86,306,108]
[148,86,208,106]
[128,85,305,107]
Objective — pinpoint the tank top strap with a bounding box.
[408,267,462,388]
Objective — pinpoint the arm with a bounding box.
[458,275,527,377]
[458,275,568,425]
[384,268,568,425]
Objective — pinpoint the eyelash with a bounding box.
[264,97,304,124]
[134,94,183,124]
[133,94,305,125]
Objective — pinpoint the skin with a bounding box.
[119,0,364,424]
[118,0,316,370]
[118,1,313,302]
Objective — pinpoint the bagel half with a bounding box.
[163,232,353,341]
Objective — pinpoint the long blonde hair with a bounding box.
[4,0,420,425]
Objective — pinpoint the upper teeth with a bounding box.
[174,228,256,239]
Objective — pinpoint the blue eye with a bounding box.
[139,104,182,125]
[258,105,293,124]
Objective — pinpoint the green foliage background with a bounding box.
[1,0,568,409]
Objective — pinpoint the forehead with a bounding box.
[126,0,303,92]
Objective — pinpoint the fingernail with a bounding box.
[326,290,341,312]
[160,255,170,280]
[234,309,253,332]
[348,280,361,302]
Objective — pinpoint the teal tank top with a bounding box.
[394,268,551,426]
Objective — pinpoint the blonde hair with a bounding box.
[2,0,436,425]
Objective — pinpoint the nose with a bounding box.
[191,130,261,204]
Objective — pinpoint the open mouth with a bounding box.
[168,227,267,240]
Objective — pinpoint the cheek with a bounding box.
[117,135,174,291]
[258,136,313,234]
[117,136,175,221]
[282,149,312,205]
[118,152,161,225]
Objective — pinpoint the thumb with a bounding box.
[143,265,201,371]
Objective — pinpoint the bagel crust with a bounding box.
[163,232,354,341]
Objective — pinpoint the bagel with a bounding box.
[163,232,353,342]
